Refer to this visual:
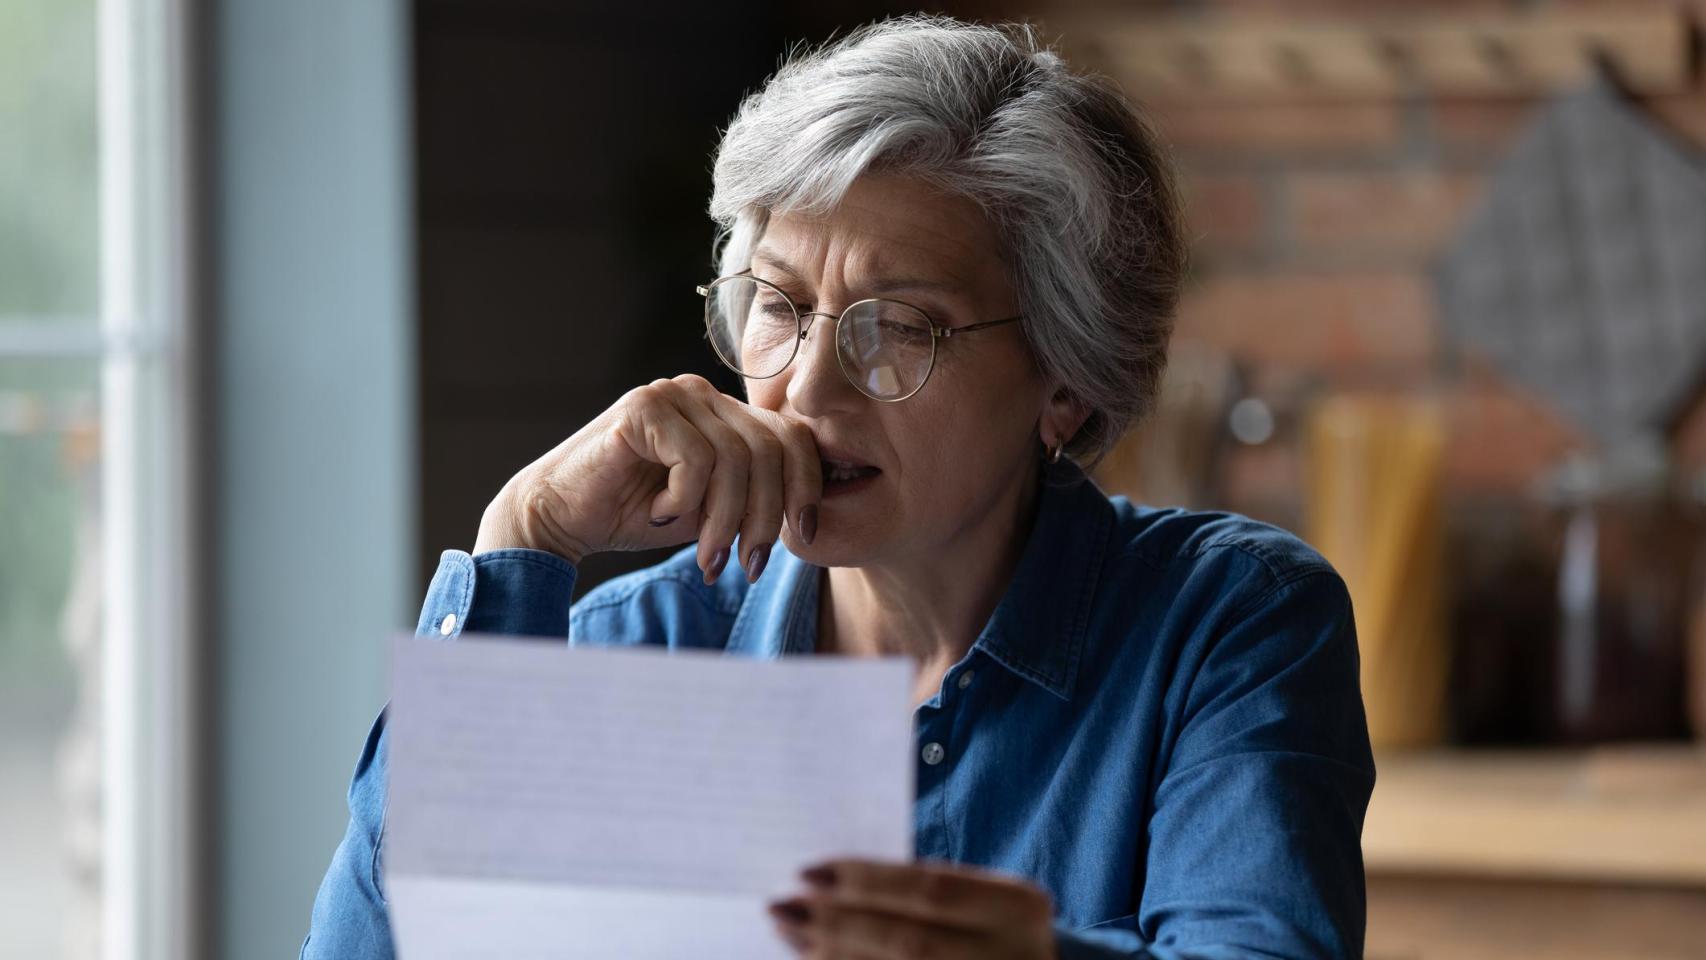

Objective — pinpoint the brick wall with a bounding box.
[1154,88,1598,514]
[957,0,1706,523]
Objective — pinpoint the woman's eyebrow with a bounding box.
[750,250,968,300]
[749,249,802,282]
[863,275,967,297]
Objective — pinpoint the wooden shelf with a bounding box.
[1057,9,1693,101]
[1363,745,1706,886]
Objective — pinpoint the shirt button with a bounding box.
[438,613,457,636]
[957,670,974,690]
[921,741,946,766]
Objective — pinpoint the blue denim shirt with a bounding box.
[303,461,1374,959]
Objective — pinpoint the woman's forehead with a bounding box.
[754,176,1003,287]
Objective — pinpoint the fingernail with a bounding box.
[746,543,771,583]
[768,897,811,925]
[648,515,678,528]
[704,546,729,584]
[800,864,837,890]
[799,504,818,545]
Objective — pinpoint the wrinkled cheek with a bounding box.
[745,375,785,410]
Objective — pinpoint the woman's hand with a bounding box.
[474,373,822,582]
[769,859,1058,959]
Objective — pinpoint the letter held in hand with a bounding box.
[384,634,914,959]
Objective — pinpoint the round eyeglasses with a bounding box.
[697,273,1023,402]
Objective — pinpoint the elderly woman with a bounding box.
[305,15,1372,960]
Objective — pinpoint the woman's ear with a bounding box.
[1041,385,1092,448]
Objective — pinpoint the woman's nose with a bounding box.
[786,312,860,417]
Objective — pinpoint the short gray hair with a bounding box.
[708,15,1187,465]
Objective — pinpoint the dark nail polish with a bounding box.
[704,546,729,584]
[648,515,678,528]
[746,543,771,583]
[800,864,837,889]
[768,898,811,925]
[799,504,818,545]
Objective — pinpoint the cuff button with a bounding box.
[438,613,457,636]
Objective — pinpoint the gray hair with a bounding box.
[707,15,1187,465]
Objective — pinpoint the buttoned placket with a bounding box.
[911,657,979,861]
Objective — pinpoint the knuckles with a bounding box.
[634,373,713,404]
[626,381,669,409]
[623,375,815,490]
[672,373,716,396]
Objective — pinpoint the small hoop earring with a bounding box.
[1044,439,1064,464]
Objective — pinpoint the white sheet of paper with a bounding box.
[384,633,915,959]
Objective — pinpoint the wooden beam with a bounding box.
[1058,10,1692,101]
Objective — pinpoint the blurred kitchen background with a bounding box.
[3,0,1704,958]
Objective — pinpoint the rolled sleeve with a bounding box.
[413,548,578,641]
[1055,920,1153,959]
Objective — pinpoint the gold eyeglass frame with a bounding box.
[696,272,1023,403]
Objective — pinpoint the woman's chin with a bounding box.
[780,527,880,569]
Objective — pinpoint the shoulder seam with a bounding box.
[1117,535,1333,585]
[1223,565,1344,627]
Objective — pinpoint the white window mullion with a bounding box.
[97,0,142,957]
[135,0,199,957]
[97,0,196,957]
[0,0,195,955]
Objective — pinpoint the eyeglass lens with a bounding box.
[704,275,936,401]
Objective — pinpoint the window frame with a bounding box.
[0,0,202,956]
[100,0,202,956]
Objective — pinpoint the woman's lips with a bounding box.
[821,469,881,499]
[821,459,881,483]
[819,454,881,500]
[814,439,880,498]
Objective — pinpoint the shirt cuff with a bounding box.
[1054,921,1150,959]
[413,548,578,641]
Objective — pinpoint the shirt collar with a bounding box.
[970,459,1113,700]
[724,459,1114,701]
